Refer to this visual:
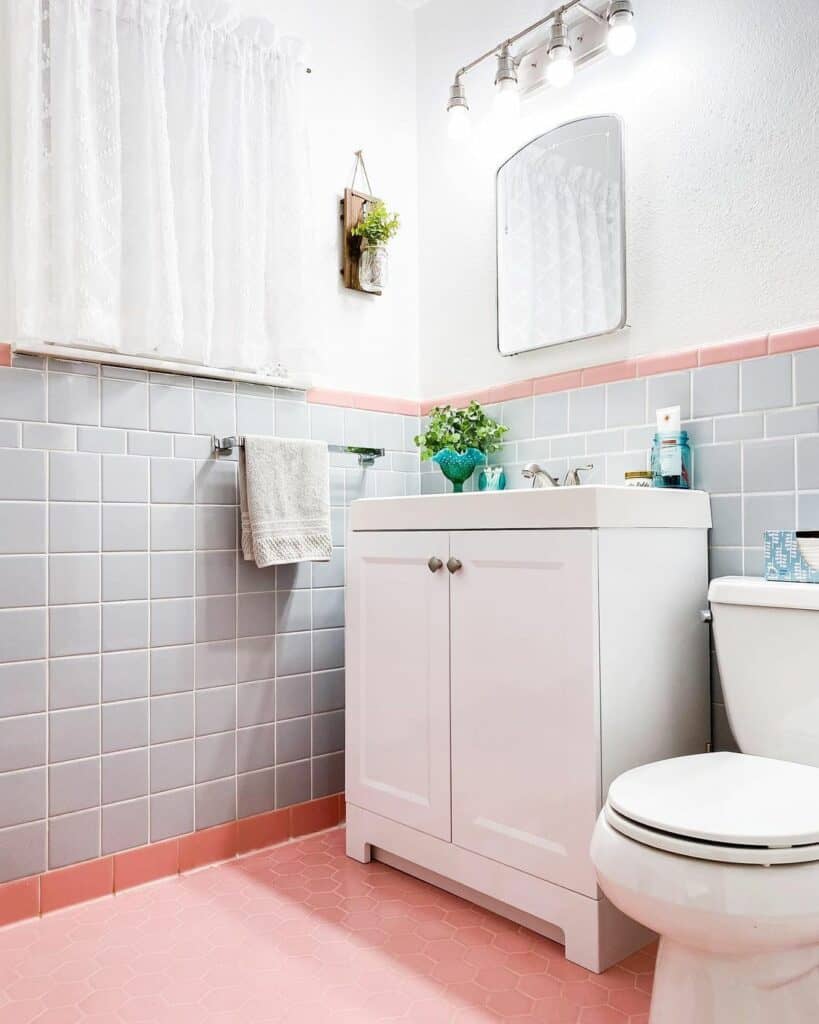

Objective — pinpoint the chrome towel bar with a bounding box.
[212,435,385,467]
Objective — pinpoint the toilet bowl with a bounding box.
[591,577,819,1023]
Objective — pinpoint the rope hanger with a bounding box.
[350,150,374,195]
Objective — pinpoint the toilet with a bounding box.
[591,577,819,1024]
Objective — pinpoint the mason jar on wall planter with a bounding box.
[358,241,388,293]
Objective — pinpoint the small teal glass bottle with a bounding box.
[651,430,691,489]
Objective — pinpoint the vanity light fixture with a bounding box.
[445,0,637,138]
[447,74,471,140]
[607,0,636,55]
[493,43,521,117]
[545,12,574,88]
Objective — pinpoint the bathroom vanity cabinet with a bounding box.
[345,487,712,972]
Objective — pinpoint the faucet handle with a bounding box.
[563,464,594,486]
[521,463,560,488]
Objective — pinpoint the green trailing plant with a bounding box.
[414,402,508,460]
[351,201,400,246]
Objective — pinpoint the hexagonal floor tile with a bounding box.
[0,827,655,1022]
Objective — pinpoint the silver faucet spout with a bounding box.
[522,463,560,488]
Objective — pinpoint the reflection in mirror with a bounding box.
[497,115,626,356]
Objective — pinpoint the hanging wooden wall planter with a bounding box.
[341,185,383,295]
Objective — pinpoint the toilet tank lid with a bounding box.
[709,576,819,611]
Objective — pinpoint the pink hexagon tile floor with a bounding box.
[0,827,656,1023]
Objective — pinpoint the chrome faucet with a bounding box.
[522,463,594,488]
[522,463,560,488]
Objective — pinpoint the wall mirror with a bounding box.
[497,115,626,356]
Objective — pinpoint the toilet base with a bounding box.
[650,937,819,1024]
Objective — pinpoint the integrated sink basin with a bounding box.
[350,484,712,532]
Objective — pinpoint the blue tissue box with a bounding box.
[764,531,819,583]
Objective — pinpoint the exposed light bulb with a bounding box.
[446,76,471,141]
[493,77,520,118]
[447,103,471,141]
[607,1,636,55]
[546,14,574,88]
[493,43,520,118]
[546,44,574,87]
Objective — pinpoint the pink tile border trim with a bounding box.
[0,343,10,368]
[698,335,767,366]
[308,387,420,416]
[769,324,819,354]
[0,793,345,928]
[408,322,819,412]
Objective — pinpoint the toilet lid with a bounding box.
[608,752,819,849]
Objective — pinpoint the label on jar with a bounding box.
[660,442,681,477]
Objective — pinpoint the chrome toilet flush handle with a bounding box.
[428,557,443,573]
[447,557,463,574]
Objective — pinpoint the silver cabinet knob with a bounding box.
[447,557,463,574]
[428,557,443,573]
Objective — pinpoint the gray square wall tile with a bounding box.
[795,348,819,405]
[195,777,235,829]
[0,767,46,828]
[647,372,691,421]
[0,714,46,771]
[0,368,46,422]
[102,650,149,703]
[151,788,194,841]
[0,661,47,717]
[49,656,99,710]
[102,748,149,804]
[568,387,605,433]
[102,699,149,753]
[741,355,791,411]
[0,821,47,883]
[102,798,149,855]
[692,364,739,418]
[102,554,149,602]
[50,554,99,605]
[0,449,46,500]
[49,808,100,869]
[797,436,819,491]
[743,439,794,493]
[101,379,148,430]
[49,759,99,816]
[238,768,276,817]
[0,503,47,554]
[0,556,46,608]
[48,372,98,426]
[49,706,99,764]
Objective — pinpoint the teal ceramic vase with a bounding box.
[433,447,486,492]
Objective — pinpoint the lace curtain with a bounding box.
[0,1,315,376]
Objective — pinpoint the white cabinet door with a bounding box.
[346,531,452,840]
[450,530,601,897]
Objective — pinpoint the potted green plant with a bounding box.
[415,402,508,492]
[351,200,400,293]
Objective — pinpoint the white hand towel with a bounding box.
[240,436,332,567]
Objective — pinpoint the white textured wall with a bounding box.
[414,0,819,397]
[200,0,421,398]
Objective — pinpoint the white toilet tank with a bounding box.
[709,577,819,768]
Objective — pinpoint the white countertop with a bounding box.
[350,486,712,532]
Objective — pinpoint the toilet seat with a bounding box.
[605,752,819,866]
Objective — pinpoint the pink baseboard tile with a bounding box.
[636,350,699,377]
[237,808,290,855]
[487,380,534,404]
[580,360,637,387]
[179,822,238,873]
[768,325,819,354]
[290,795,343,838]
[114,839,179,892]
[0,794,347,930]
[41,857,114,915]
[698,336,767,366]
[0,343,10,367]
[0,876,40,927]
[533,370,583,395]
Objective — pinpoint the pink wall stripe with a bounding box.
[697,335,767,366]
[487,380,534,404]
[0,343,10,368]
[307,387,420,417]
[533,370,582,395]
[636,349,699,377]
[580,360,637,387]
[768,325,819,354]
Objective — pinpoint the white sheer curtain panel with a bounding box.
[0,1,315,376]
